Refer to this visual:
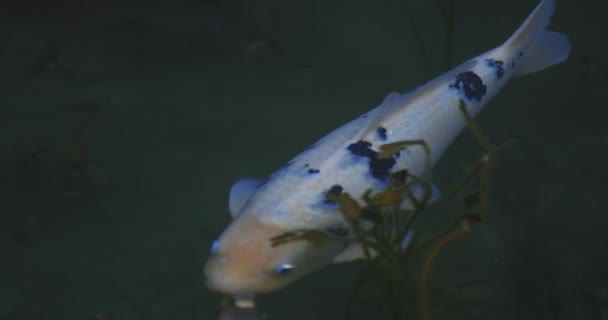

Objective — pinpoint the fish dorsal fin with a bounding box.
[354,59,478,140]
[352,91,410,141]
[229,178,262,218]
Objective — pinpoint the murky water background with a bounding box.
[0,0,606,319]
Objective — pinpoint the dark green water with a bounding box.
[0,0,606,319]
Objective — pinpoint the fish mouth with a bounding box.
[203,254,256,295]
[203,255,232,293]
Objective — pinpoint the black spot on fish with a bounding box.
[347,140,397,181]
[376,127,387,141]
[511,61,516,69]
[322,184,344,206]
[486,59,505,80]
[327,226,349,237]
[327,184,343,196]
[308,168,320,174]
[519,51,524,57]
[450,71,487,102]
[362,113,369,119]
[348,140,375,158]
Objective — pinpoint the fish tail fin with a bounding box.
[503,0,571,77]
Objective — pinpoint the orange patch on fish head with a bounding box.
[204,213,341,294]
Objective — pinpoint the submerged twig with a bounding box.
[417,222,469,320]
[400,0,431,73]
[433,0,455,68]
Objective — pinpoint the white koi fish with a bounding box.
[204,0,570,295]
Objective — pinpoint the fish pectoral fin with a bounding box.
[229,178,263,217]
[332,243,372,263]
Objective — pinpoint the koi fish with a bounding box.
[204,0,570,295]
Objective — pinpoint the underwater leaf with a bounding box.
[379,141,429,161]
[390,169,409,188]
[326,192,362,223]
[367,189,404,208]
[378,141,411,159]
[269,229,330,248]
[360,207,384,224]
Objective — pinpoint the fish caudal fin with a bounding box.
[504,0,571,77]
[512,30,570,77]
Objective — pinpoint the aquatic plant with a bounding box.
[399,0,456,72]
[271,99,514,320]
[415,100,514,320]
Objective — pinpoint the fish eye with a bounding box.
[210,239,221,253]
[273,263,295,275]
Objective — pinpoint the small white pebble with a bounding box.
[234,295,256,309]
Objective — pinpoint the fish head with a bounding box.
[204,213,342,294]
